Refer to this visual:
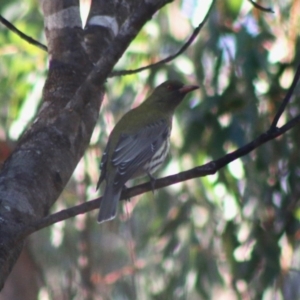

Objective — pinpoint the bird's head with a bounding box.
[146,80,199,111]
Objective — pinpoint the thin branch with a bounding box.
[10,56,300,243]
[270,62,300,129]
[109,0,216,77]
[12,113,300,243]
[9,13,300,245]
[248,0,274,13]
[0,15,48,52]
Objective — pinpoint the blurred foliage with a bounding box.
[1,0,300,299]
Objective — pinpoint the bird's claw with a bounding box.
[147,172,156,194]
[122,185,131,202]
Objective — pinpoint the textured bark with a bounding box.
[0,0,169,289]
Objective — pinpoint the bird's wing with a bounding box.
[111,119,170,186]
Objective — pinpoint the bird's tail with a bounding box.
[97,183,121,224]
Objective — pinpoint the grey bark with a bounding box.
[0,0,169,289]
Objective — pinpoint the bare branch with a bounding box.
[109,0,217,77]
[13,63,300,240]
[270,62,300,129]
[13,113,300,242]
[0,14,47,51]
[247,0,274,13]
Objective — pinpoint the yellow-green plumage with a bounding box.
[97,80,198,223]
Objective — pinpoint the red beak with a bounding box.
[179,85,199,94]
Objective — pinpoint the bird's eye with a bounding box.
[166,84,173,90]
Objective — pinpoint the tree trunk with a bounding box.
[0,0,168,289]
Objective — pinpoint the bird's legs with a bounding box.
[147,172,156,194]
[122,184,131,202]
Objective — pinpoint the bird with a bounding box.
[97,80,199,223]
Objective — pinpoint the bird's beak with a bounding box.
[179,85,199,94]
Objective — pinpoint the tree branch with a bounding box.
[270,62,300,129]
[109,0,216,77]
[247,0,274,13]
[0,14,47,51]
[13,62,300,241]
[12,113,300,243]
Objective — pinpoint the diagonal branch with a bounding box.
[109,0,216,77]
[12,113,300,243]
[247,0,274,13]
[270,62,300,129]
[12,62,300,241]
[0,14,48,51]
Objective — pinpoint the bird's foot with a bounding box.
[122,185,131,202]
[147,172,156,194]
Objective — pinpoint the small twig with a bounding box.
[0,15,48,52]
[248,0,274,13]
[109,0,216,77]
[270,62,300,129]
